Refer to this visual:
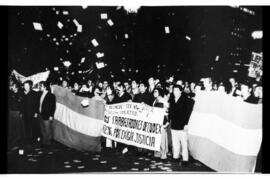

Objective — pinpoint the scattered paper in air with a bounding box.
[107,19,114,26]
[33,22,43,31]
[165,26,170,34]
[63,11,69,15]
[57,21,63,29]
[185,35,191,41]
[96,62,105,69]
[81,57,85,63]
[91,39,99,47]
[96,52,104,58]
[63,61,71,67]
[101,13,108,19]
[77,25,82,32]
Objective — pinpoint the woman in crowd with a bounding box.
[152,87,170,160]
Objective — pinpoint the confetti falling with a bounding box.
[165,26,170,34]
[107,19,114,26]
[63,11,69,15]
[185,35,191,41]
[33,22,43,31]
[96,52,104,58]
[81,57,85,63]
[63,61,71,67]
[101,13,108,19]
[91,39,99,47]
[57,21,63,29]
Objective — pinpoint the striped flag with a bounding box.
[187,91,262,173]
[52,85,104,152]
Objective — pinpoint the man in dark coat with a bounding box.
[38,81,56,146]
[113,83,132,154]
[169,85,195,166]
[21,80,40,146]
[133,81,153,106]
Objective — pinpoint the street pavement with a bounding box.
[7,141,214,173]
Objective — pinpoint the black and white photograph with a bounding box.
[5,1,264,174]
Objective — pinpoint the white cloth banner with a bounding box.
[11,70,26,82]
[11,70,50,85]
[101,102,165,151]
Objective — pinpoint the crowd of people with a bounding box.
[8,74,263,167]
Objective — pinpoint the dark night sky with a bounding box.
[8,6,262,83]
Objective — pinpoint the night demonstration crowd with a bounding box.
[8,74,263,167]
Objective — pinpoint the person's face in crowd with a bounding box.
[62,80,68,88]
[103,81,108,88]
[87,80,92,86]
[81,84,87,91]
[24,83,31,93]
[195,85,202,93]
[124,82,130,90]
[139,83,147,93]
[148,77,155,86]
[40,83,46,92]
[106,88,114,102]
[185,81,189,87]
[190,82,196,91]
[213,84,218,91]
[203,78,212,91]
[254,86,262,98]
[117,85,124,94]
[218,85,225,93]
[11,84,18,93]
[9,80,14,90]
[240,84,251,100]
[153,89,159,98]
[98,82,103,88]
[252,83,258,92]
[94,88,101,96]
[176,80,183,86]
[173,87,181,98]
[74,83,79,90]
[131,81,138,89]
[229,78,236,87]
[184,87,190,93]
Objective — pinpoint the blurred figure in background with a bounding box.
[8,82,25,150]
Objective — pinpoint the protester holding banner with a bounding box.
[21,80,40,146]
[104,87,118,150]
[133,81,153,106]
[152,87,170,160]
[38,81,56,147]
[114,83,132,154]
